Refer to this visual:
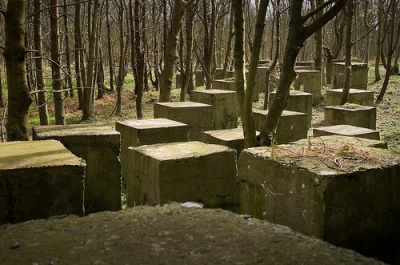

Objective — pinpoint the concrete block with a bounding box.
[326,89,374,106]
[313,125,380,140]
[202,128,259,157]
[253,109,308,144]
[213,79,236,91]
[154,102,213,141]
[0,140,85,224]
[269,91,313,128]
[332,62,368,89]
[195,70,204,87]
[294,70,322,105]
[32,124,121,214]
[324,105,376,130]
[238,143,400,260]
[291,135,387,149]
[115,118,189,184]
[127,141,238,210]
[190,89,238,129]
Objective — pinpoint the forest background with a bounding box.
[0,0,399,151]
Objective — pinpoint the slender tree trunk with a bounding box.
[232,0,245,124]
[374,0,383,82]
[114,0,126,115]
[222,4,234,77]
[243,0,269,148]
[259,0,347,145]
[105,0,114,92]
[34,0,49,125]
[82,0,100,120]
[134,0,145,119]
[63,0,73,98]
[74,0,84,109]
[49,0,65,125]
[0,69,3,108]
[4,0,33,140]
[314,0,323,73]
[159,0,193,102]
[181,2,195,100]
[340,0,353,105]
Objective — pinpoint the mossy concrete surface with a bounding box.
[332,62,368,89]
[324,105,377,130]
[32,124,121,214]
[190,89,238,130]
[292,135,387,149]
[127,141,238,210]
[0,204,385,265]
[313,125,380,140]
[154,102,213,141]
[326,88,374,106]
[238,142,400,263]
[0,140,85,224]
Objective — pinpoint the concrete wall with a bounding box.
[0,140,85,224]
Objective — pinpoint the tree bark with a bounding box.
[34,0,49,125]
[105,0,114,92]
[159,0,193,102]
[49,0,65,125]
[374,0,383,82]
[74,0,84,109]
[259,0,347,146]
[339,0,353,105]
[63,0,73,98]
[243,0,269,148]
[4,0,33,140]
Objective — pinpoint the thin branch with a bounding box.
[302,0,335,23]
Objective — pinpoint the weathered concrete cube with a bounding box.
[190,89,238,129]
[154,102,213,141]
[195,70,204,87]
[213,79,236,91]
[269,91,313,128]
[0,140,85,224]
[253,109,308,144]
[292,135,387,149]
[326,88,374,106]
[115,118,189,183]
[332,62,368,89]
[324,105,376,130]
[214,68,234,79]
[127,141,238,210]
[313,124,380,140]
[32,124,121,214]
[293,70,322,105]
[238,142,400,259]
[202,128,259,157]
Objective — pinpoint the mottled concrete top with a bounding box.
[130,141,235,161]
[0,140,85,170]
[253,109,306,117]
[32,124,119,137]
[191,89,236,95]
[293,135,387,149]
[329,88,374,94]
[155,102,211,108]
[116,118,188,129]
[0,204,384,265]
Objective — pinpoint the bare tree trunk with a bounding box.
[4,0,33,140]
[63,0,73,98]
[376,0,400,104]
[222,4,234,78]
[134,0,145,119]
[105,0,114,92]
[49,0,65,125]
[0,69,3,108]
[159,0,194,102]
[82,0,100,120]
[374,0,383,82]
[180,2,195,100]
[340,0,353,105]
[232,0,245,124]
[243,0,269,148]
[259,0,347,146]
[74,0,84,109]
[34,0,49,125]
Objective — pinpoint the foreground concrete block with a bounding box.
[238,142,400,262]
[127,141,238,210]
[324,105,376,130]
[32,124,121,214]
[253,109,308,144]
[332,62,368,89]
[269,91,313,128]
[313,124,380,140]
[326,88,374,106]
[154,102,213,140]
[190,89,238,129]
[294,70,322,104]
[115,118,189,183]
[0,140,85,224]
